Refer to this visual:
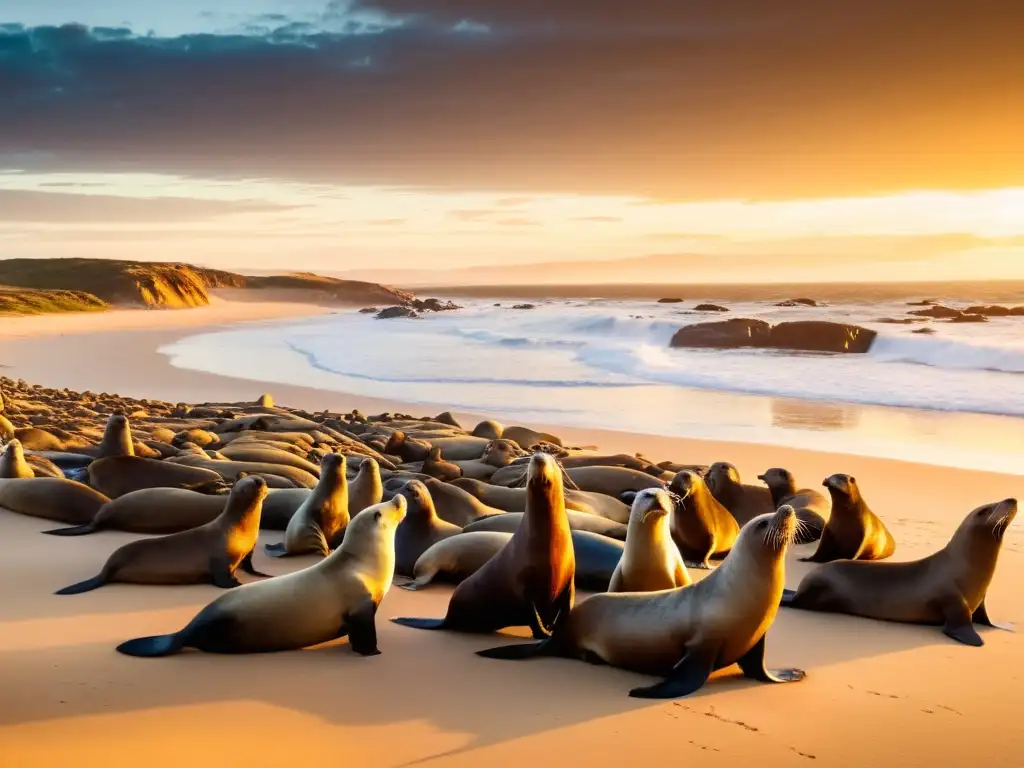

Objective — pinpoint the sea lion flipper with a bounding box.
[477,639,551,660]
[55,575,106,595]
[628,646,717,699]
[800,526,843,563]
[263,542,290,558]
[239,549,271,578]
[939,596,984,647]
[972,600,1014,631]
[391,617,447,630]
[780,589,799,607]
[116,633,185,657]
[209,557,243,589]
[345,599,381,656]
[43,523,98,536]
[736,635,806,684]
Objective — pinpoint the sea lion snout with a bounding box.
[634,488,672,521]
[823,474,852,493]
[527,451,558,485]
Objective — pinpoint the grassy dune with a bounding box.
[0,285,108,315]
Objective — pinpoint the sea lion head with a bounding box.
[823,474,860,502]
[630,487,675,524]
[757,467,796,503]
[384,430,406,454]
[341,495,408,553]
[2,438,24,462]
[482,439,522,468]
[320,451,346,480]
[398,479,434,519]
[952,498,1018,555]
[668,469,703,502]
[0,414,14,441]
[705,461,740,494]
[357,456,381,478]
[740,504,798,563]
[526,451,563,510]
[226,475,269,520]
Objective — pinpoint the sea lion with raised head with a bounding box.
[87,413,135,458]
[803,474,895,563]
[264,453,349,558]
[0,477,110,524]
[87,456,224,499]
[0,439,34,479]
[478,506,805,698]
[420,478,504,527]
[56,476,270,594]
[392,452,575,638]
[757,467,830,543]
[421,446,463,481]
[609,488,690,593]
[394,479,461,576]
[463,509,627,541]
[116,496,407,657]
[44,487,230,536]
[705,462,774,526]
[669,469,740,568]
[783,499,1016,646]
[348,457,383,517]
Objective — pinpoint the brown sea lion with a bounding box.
[0,439,34,479]
[24,452,64,479]
[166,455,318,488]
[87,456,224,498]
[471,419,504,440]
[218,445,321,475]
[451,478,630,523]
[705,461,774,526]
[421,446,463,481]
[116,496,407,657]
[393,479,461,576]
[757,467,831,543]
[803,474,896,563]
[55,476,270,594]
[11,426,66,452]
[400,532,513,590]
[0,477,110,524]
[392,452,575,637]
[86,414,136,458]
[501,425,563,450]
[264,453,349,558]
[477,505,805,699]
[783,498,1016,646]
[256,488,313,530]
[463,509,627,541]
[420,477,504,527]
[669,469,740,568]
[44,487,229,536]
[609,488,690,593]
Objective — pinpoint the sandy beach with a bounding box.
[1,296,1022,767]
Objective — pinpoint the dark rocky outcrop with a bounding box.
[376,306,419,319]
[775,298,820,307]
[948,313,987,323]
[693,303,729,312]
[512,303,536,310]
[912,327,936,335]
[657,297,684,304]
[965,305,1024,317]
[359,307,379,314]
[906,299,938,306]
[670,319,876,354]
[908,305,965,319]
[410,298,462,312]
[876,317,921,324]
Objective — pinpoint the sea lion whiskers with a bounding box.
[990,498,1017,542]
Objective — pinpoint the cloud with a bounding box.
[366,218,407,226]
[0,189,298,223]
[1,7,1022,199]
[573,216,621,223]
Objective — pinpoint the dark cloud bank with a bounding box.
[1,2,1022,200]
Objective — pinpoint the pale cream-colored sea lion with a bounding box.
[757,467,831,543]
[0,439,34,479]
[87,456,224,498]
[669,469,740,568]
[784,498,1016,646]
[55,476,270,594]
[478,505,805,699]
[348,457,383,517]
[803,474,896,563]
[116,496,408,657]
[0,477,110,524]
[608,488,690,593]
[265,453,349,558]
[393,452,575,637]
[393,479,461,576]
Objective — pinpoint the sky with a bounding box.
[1,1,1023,282]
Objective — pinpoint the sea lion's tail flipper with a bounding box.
[116,633,185,657]
[54,575,105,595]
[263,542,290,558]
[780,589,798,607]
[240,549,271,578]
[42,522,97,536]
[476,639,552,660]
[390,617,446,630]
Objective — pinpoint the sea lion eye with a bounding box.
[374,511,382,521]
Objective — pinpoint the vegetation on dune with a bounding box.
[0,285,109,315]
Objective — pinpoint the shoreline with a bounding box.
[1,296,1023,766]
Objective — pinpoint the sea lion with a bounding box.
[560,466,663,497]
[0,439,34,479]
[451,439,522,480]
[669,469,740,568]
[0,413,14,440]
[392,452,575,638]
[471,419,504,440]
[12,426,66,452]
[265,453,349,558]
[257,393,275,408]
[609,488,690,593]
[451,478,630,523]
[348,457,384,517]
[24,453,64,479]
[394,479,461,576]
[44,487,229,536]
[427,436,493,461]
[421,446,463,481]
[705,462,774,526]
[385,430,432,462]
[166,456,318,489]
[501,425,562,450]
[116,496,407,657]
[90,413,136,458]
[87,456,224,499]
[783,499,1017,646]
[55,477,270,594]
[218,445,321,475]
[256,488,313,530]
[477,505,805,699]
[420,477,504,527]
[0,477,110,524]
[463,509,627,541]
[757,467,831,543]
[803,474,896,563]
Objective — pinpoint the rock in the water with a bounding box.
[670,319,876,354]
[965,304,1024,317]
[693,303,729,312]
[876,317,920,324]
[376,306,419,319]
[512,303,536,310]
[948,313,988,323]
[412,297,462,312]
[657,297,684,304]
[908,305,965,319]
[907,299,938,306]
[775,298,820,307]
[912,327,936,335]
[359,306,379,314]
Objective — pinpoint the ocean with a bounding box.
[160,296,1024,475]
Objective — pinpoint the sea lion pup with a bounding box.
[116,496,407,658]
[44,487,230,536]
[669,469,740,568]
[803,474,896,563]
[705,462,774,527]
[0,439,34,479]
[478,506,805,699]
[783,499,1017,647]
[463,509,628,541]
[757,467,831,544]
[471,419,504,440]
[87,456,224,499]
[392,452,576,638]
[0,477,110,524]
[608,488,690,593]
[348,457,384,517]
[421,446,463,481]
[265,453,349,558]
[56,476,270,595]
[394,479,461,576]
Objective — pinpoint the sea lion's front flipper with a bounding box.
[391,617,446,630]
[477,638,553,660]
[345,599,380,656]
[800,527,843,563]
[55,574,106,595]
[209,556,243,589]
[780,589,799,607]
[939,595,984,646]
[972,600,1015,632]
[736,635,806,684]
[263,542,290,558]
[239,549,271,578]
[628,646,717,699]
